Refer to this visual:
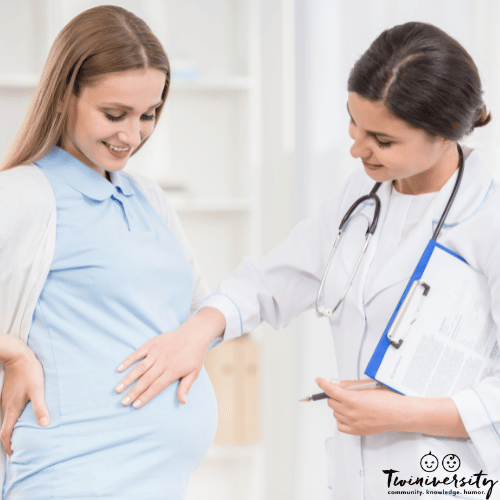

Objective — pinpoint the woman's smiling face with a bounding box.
[347,92,458,195]
[61,68,165,178]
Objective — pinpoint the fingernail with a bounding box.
[117,364,124,372]
[40,417,49,426]
[115,383,124,393]
[182,395,187,404]
[133,400,142,409]
[121,396,130,405]
[330,378,340,383]
[315,377,319,383]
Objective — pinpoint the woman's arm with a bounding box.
[114,188,339,409]
[115,189,342,409]
[116,170,367,409]
[316,378,468,438]
[0,332,50,455]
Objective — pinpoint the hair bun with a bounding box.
[348,22,493,140]
[473,104,492,130]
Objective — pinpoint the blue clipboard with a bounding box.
[365,239,467,386]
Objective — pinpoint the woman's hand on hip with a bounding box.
[116,307,226,408]
[0,334,50,456]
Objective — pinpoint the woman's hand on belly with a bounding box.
[316,377,469,438]
[0,333,50,455]
[115,307,226,409]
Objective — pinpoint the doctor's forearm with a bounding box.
[192,306,226,345]
[402,396,469,439]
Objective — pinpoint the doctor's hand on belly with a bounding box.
[115,307,226,409]
[316,378,469,439]
[0,332,50,455]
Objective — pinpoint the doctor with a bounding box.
[116,22,500,498]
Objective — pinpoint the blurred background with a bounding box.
[1,0,499,498]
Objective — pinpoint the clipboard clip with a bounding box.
[387,280,430,349]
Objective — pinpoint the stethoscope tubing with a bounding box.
[339,182,382,235]
[315,186,381,317]
[315,143,464,318]
[432,144,464,240]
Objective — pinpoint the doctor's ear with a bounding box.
[424,132,455,149]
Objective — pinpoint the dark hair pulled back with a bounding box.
[348,22,491,140]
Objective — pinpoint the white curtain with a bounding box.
[293,1,500,498]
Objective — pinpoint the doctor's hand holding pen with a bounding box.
[313,377,468,438]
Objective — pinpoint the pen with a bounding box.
[299,381,384,402]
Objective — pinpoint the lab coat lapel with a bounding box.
[430,148,492,232]
[358,177,431,307]
[363,202,434,306]
[363,147,493,306]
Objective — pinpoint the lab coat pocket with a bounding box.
[325,435,336,489]
[325,434,351,492]
[325,433,361,500]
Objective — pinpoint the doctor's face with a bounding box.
[347,92,458,195]
[61,68,165,178]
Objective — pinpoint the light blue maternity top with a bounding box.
[4,147,217,500]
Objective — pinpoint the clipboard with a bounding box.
[365,239,499,398]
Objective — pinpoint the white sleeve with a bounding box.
[0,166,55,342]
[123,172,210,314]
[200,171,364,343]
[450,212,500,473]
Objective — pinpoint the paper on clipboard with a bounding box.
[367,244,500,398]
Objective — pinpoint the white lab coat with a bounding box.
[202,148,500,499]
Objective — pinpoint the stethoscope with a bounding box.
[315,143,464,317]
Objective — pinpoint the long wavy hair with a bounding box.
[1,5,170,170]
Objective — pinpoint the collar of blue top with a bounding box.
[34,146,136,201]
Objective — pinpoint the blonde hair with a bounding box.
[1,5,170,170]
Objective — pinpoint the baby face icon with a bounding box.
[420,451,439,472]
[442,454,461,472]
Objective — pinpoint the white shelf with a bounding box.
[0,73,39,88]
[169,197,255,214]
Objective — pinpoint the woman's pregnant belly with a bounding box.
[5,324,218,500]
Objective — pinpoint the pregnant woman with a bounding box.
[0,6,218,499]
